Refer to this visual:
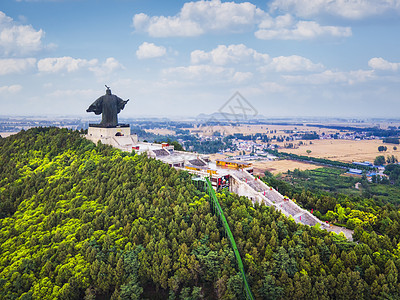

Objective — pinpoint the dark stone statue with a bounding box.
[87,86,129,127]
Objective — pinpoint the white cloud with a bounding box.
[0,58,36,75]
[37,56,98,73]
[191,44,269,65]
[163,64,254,85]
[0,11,45,56]
[270,0,400,20]
[133,13,203,37]
[255,15,351,40]
[132,1,353,41]
[36,56,123,80]
[89,57,124,77]
[162,64,259,85]
[233,71,253,82]
[260,81,286,92]
[191,44,322,73]
[283,69,375,85]
[102,57,123,72]
[136,42,166,59]
[47,88,98,98]
[162,64,228,79]
[267,55,324,72]
[0,84,22,93]
[368,57,400,71]
[190,50,210,64]
[133,0,265,37]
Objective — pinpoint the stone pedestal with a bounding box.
[87,125,131,140]
[86,124,138,151]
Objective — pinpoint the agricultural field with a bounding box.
[277,139,399,163]
[183,121,400,165]
[209,152,322,176]
[251,159,321,175]
[0,132,18,138]
[186,121,400,138]
[188,123,341,137]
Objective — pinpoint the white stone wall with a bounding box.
[86,126,138,151]
[87,126,131,141]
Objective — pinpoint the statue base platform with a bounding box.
[88,123,130,128]
[86,125,138,152]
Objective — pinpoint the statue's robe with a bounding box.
[87,94,128,127]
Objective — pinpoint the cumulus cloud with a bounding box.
[283,69,375,85]
[260,81,286,92]
[37,56,123,78]
[89,57,124,76]
[162,64,257,85]
[0,11,45,56]
[368,57,400,71]
[190,44,322,73]
[136,42,166,59]
[132,1,353,41]
[266,55,324,72]
[133,13,203,37]
[255,14,351,40]
[269,0,400,20]
[0,58,36,75]
[37,56,98,73]
[0,84,22,93]
[133,0,265,37]
[162,64,228,79]
[191,44,269,65]
[233,71,253,82]
[47,88,98,98]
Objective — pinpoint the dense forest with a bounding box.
[0,128,241,299]
[1,128,400,299]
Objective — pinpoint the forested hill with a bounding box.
[1,128,400,299]
[0,128,241,299]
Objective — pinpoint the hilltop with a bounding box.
[1,128,400,299]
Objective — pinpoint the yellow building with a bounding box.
[216,159,251,169]
[185,165,217,175]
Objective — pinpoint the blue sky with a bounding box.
[1,0,400,118]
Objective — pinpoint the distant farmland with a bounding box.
[278,139,398,163]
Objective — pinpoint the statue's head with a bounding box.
[105,85,111,95]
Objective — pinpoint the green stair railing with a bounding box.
[194,177,254,300]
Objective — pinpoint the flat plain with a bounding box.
[190,123,398,163]
[0,132,18,138]
[251,159,321,175]
[277,139,398,163]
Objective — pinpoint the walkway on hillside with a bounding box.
[325,225,354,241]
[229,169,353,240]
[231,169,320,226]
[183,165,353,240]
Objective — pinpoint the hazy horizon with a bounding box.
[1,113,399,122]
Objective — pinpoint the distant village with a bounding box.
[1,116,399,181]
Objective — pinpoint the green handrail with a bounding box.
[201,178,254,300]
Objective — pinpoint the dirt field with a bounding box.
[0,132,18,138]
[208,151,242,161]
[144,128,176,135]
[188,121,400,137]
[251,159,321,175]
[198,123,399,164]
[188,124,341,137]
[208,151,320,175]
[278,139,399,163]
